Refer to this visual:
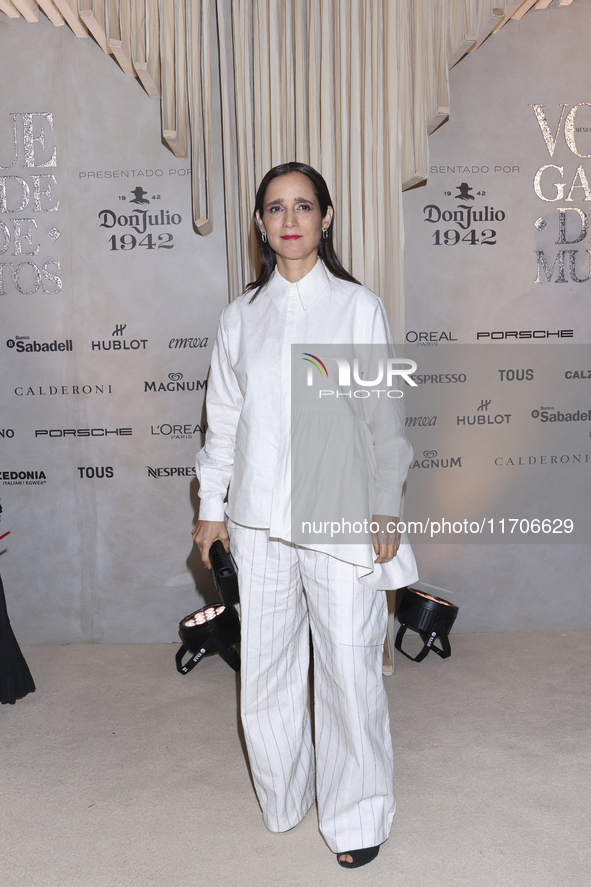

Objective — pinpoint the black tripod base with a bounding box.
[394,623,452,663]
[176,639,240,674]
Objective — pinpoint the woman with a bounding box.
[192,162,418,868]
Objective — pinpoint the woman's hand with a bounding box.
[191,520,229,569]
[371,515,401,563]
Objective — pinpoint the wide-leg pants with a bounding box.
[227,518,395,854]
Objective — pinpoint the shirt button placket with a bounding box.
[272,283,299,536]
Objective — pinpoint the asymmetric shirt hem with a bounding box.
[196,259,418,590]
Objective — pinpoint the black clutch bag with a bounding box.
[209,540,239,606]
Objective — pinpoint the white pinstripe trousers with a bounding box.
[227,518,395,854]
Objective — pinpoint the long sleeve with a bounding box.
[193,261,417,589]
[195,313,244,521]
[361,299,413,518]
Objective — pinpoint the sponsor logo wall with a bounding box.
[400,345,590,544]
[402,2,591,631]
[3,10,591,640]
[0,19,227,643]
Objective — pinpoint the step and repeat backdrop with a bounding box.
[2,5,591,642]
[403,1,591,631]
[1,19,229,643]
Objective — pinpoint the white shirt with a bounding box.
[196,259,418,589]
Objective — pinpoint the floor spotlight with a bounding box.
[176,603,240,674]
[395,586,458,662]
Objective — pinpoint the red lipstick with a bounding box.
[281,235,301,240]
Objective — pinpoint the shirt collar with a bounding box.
[264,258,331,312]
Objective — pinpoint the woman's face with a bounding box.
[256,172,333,275]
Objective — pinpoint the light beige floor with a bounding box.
[1,630,590,887]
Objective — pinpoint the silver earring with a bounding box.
[261,232,267,243]
[322,227,328,239]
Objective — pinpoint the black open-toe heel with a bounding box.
[337,845,380,868]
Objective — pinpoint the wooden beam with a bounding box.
[10,0,39,22]
[79,1,111,53]
[36,0,65,26]
[511,0,539,20]
[53,0,88,37]
[0,0,22,18]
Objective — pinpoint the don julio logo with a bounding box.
[99,208,182,235]
[144,373,207,393]
[410,450,462,469]
[422,204,505,227]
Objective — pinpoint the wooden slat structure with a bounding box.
[0,0,578,330]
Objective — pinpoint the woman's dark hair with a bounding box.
[245,161,360,299]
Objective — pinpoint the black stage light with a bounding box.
[209,540,239,606]
[395,586,459,662]
[176,603,241,674]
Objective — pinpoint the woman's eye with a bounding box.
[268,205,283,213]
[296,203,312,211]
